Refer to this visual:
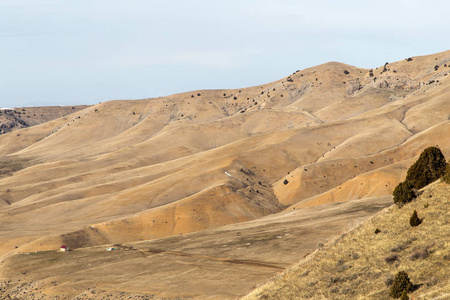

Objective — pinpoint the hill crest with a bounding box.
[0,50,449,299]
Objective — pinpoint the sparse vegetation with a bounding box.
[245,182,450,299]
[393,147,446,208]
[0,158,32,178]
[405,146,447,190]
[3,52,450,300]
[409,210,422,227]
[385,253,399,264]
[393,181,415,207]
[389,271,413,298]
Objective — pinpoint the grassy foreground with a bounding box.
[244,181,450,299]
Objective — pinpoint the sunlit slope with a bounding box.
[0,50,449,257]
[245,181,450,300]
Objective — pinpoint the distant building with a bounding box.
[60,245,69,252]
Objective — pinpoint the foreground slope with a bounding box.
[245,181,450,299]
[0,51,449,298]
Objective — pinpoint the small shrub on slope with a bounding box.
[393,181,415,207]
[390,271,413,298]
[405,147,447,190]
[409,210,422,227]
[400,289,409,300]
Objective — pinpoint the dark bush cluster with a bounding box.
[400,290,409,300]
[405,147,447,190]
[393,147,447,207]
[390,271,413,298]
[393,181,415,207]
[409,210,422,227]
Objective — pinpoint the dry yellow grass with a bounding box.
[244,181,450,299]
[0,50,449,298]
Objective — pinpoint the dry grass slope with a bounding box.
[244,181,450,299]
[0,50,449,299]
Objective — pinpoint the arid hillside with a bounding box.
[0,51,449,299]
[244,180,450,299]
[0,106,89,134]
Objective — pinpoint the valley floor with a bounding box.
[0,196,392,299]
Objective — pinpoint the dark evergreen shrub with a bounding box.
[409,210,422,227]
[443,160,450,184]
[390,271,413,298]
[405,147,447,190]
[393,181,415,207]
[283,179,289,185]
[400,289,409,300]
[374,228,381,234]
[344,70,350,75]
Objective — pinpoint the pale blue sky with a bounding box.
[1,0,449,107]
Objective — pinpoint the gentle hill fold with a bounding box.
[0,50,449,299]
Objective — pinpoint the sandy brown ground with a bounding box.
[1,196,392,299]
[0,50,449,298]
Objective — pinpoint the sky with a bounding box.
[1,0,450,107]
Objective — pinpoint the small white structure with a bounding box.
[60,245,69,252]
[106,247,116,251]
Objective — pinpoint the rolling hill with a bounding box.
[0,50,449,299]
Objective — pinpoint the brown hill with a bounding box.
[0,105,89,134]
[0,50,449,299]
